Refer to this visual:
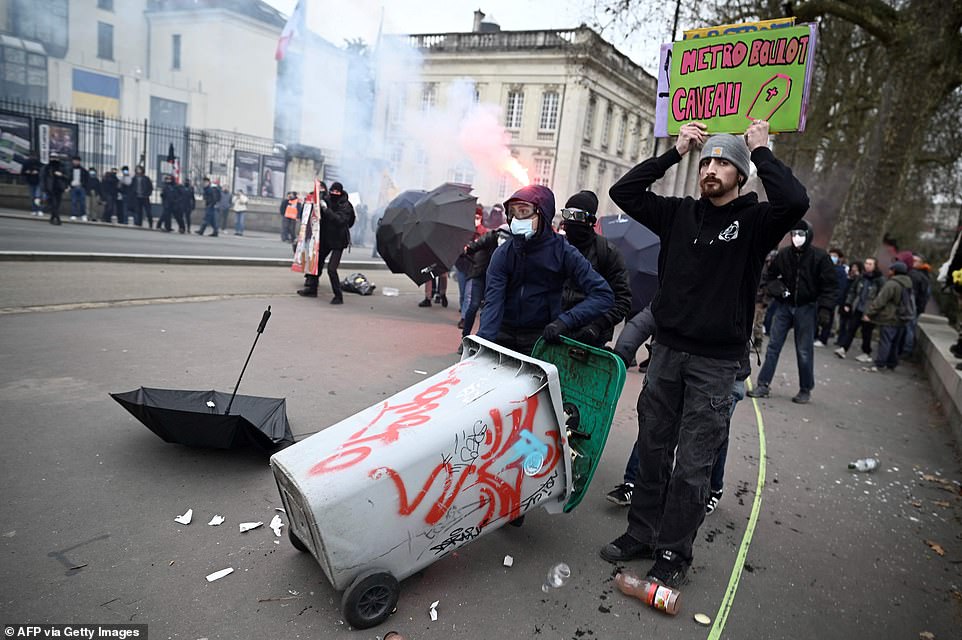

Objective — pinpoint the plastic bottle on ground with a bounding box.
[382,287,399,296]
[541,563,571,592]
[614,570,681,615]
[848,457,879,472]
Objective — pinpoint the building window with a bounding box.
[505,90,524,129]
[583,94,596,143]
[97,22,113,60]
[451,162,475,185]
[421,84,437,112]
[11,0,69,59]
[390,86,406,127]
[596,162,607,192]
[633,116,647,159]
[97,0,113,9]
[388,144,403,175]
[533,158,552,188]
[600,104,613,150]
[172,34,181,70]
[498,174,508,198]
[617,114,628,154]
[539,91,559,131]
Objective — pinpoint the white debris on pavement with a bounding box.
[503,555,514,567]
[270,515,284,536]
[239,522,263,533]
[208,515,225,526]
[205,567,233,582]
[429,600,439,621]
[174,509,193,525]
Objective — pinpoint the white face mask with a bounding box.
[791,234,806,248]
[510,218,535,239]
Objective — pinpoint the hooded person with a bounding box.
[836,255,885,360]
[748,218,838,403]
[298,181,355,304]
[475,184,614,356]
[559,190,632,347]
[601,120,809,589]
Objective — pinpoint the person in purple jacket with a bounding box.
[600,120,809,589]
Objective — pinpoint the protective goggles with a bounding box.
[507,201,539,220]
[561,207,593,222]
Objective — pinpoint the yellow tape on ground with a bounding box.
[708,378,767,639]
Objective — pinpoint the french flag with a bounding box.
[275,1,304,61]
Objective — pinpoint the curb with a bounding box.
[0,251,389,269]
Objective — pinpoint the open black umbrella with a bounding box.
[398,183,477,285]
[110,306,293,454]
[111,387,293,451]
[600,214,661,316]
[376,189,425,274]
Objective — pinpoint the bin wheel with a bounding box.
[341,569,399,629]
[288,529,308,553]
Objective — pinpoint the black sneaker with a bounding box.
[599,533,655,563]
[791,390,810,404]
[706,489,723,515]
[330,297,343,305]
[418,298,431,308]
[440,294,448,308]
[296,288,317,297]
[605,483,634,506]
[746,384,770,398]
[645,550,690,588]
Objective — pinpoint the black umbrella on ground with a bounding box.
[398,183,477,285]
[110,306,293,454]
[600,214,661,316]
[377,189,425,274]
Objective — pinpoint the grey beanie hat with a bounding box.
[700,134,751,181]
[890,261,908,274]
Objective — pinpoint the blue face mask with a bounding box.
[510,218,535,239]
[831,255,839,265]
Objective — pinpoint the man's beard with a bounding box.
[699,176,737,198]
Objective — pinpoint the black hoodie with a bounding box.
[609,146,809,360]
[765,219,838,311]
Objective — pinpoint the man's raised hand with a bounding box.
[674,122,708,156]
[745,120,770,151]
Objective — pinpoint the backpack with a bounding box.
[896,283,916,323]
[341,272,376,295]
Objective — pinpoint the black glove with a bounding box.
[542,319,568,344]
[818,307,832,326]
[573,323,601,345]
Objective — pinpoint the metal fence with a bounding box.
[0,98,278,198]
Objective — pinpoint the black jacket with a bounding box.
[179,184,196,212]
[609,146,809,360]
[463,230,500,279]
[21,158,42,186]
[131,175,153,199]
[908,268,930,316]
[765,222,838,312]
[321,194,355,250]
[561,233,633,346]
[161,182,178,211]
[42,160,69,193]
[101,172,119,199]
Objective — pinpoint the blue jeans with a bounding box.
[461,277,484,337]
[70,186,86,216]
[234,212,245,235]
[623,378,744,486]
[199,206,218,234]
[756,301,816,392]
[30,184,43,212]
[625,344,739,561]
[456,268,469,316]
[900,316,917,355]
[763,302,777,334]
[875,325,906,369]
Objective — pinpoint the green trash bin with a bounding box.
[531,335,627,512]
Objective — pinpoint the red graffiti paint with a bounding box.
[371,394,561,527]
[309,367,463,475]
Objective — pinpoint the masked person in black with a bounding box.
[747,219,837,403]
[41,158,69,225]
[559,190,632,347]
[298,181,355,304]
[100,168,120,223]
[159,175,178,232]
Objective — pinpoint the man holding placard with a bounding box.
[601,119,809,588]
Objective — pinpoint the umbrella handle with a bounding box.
[257,305,272,334]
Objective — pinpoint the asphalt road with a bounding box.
[0,262,960,640]
[0,210,380,264]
